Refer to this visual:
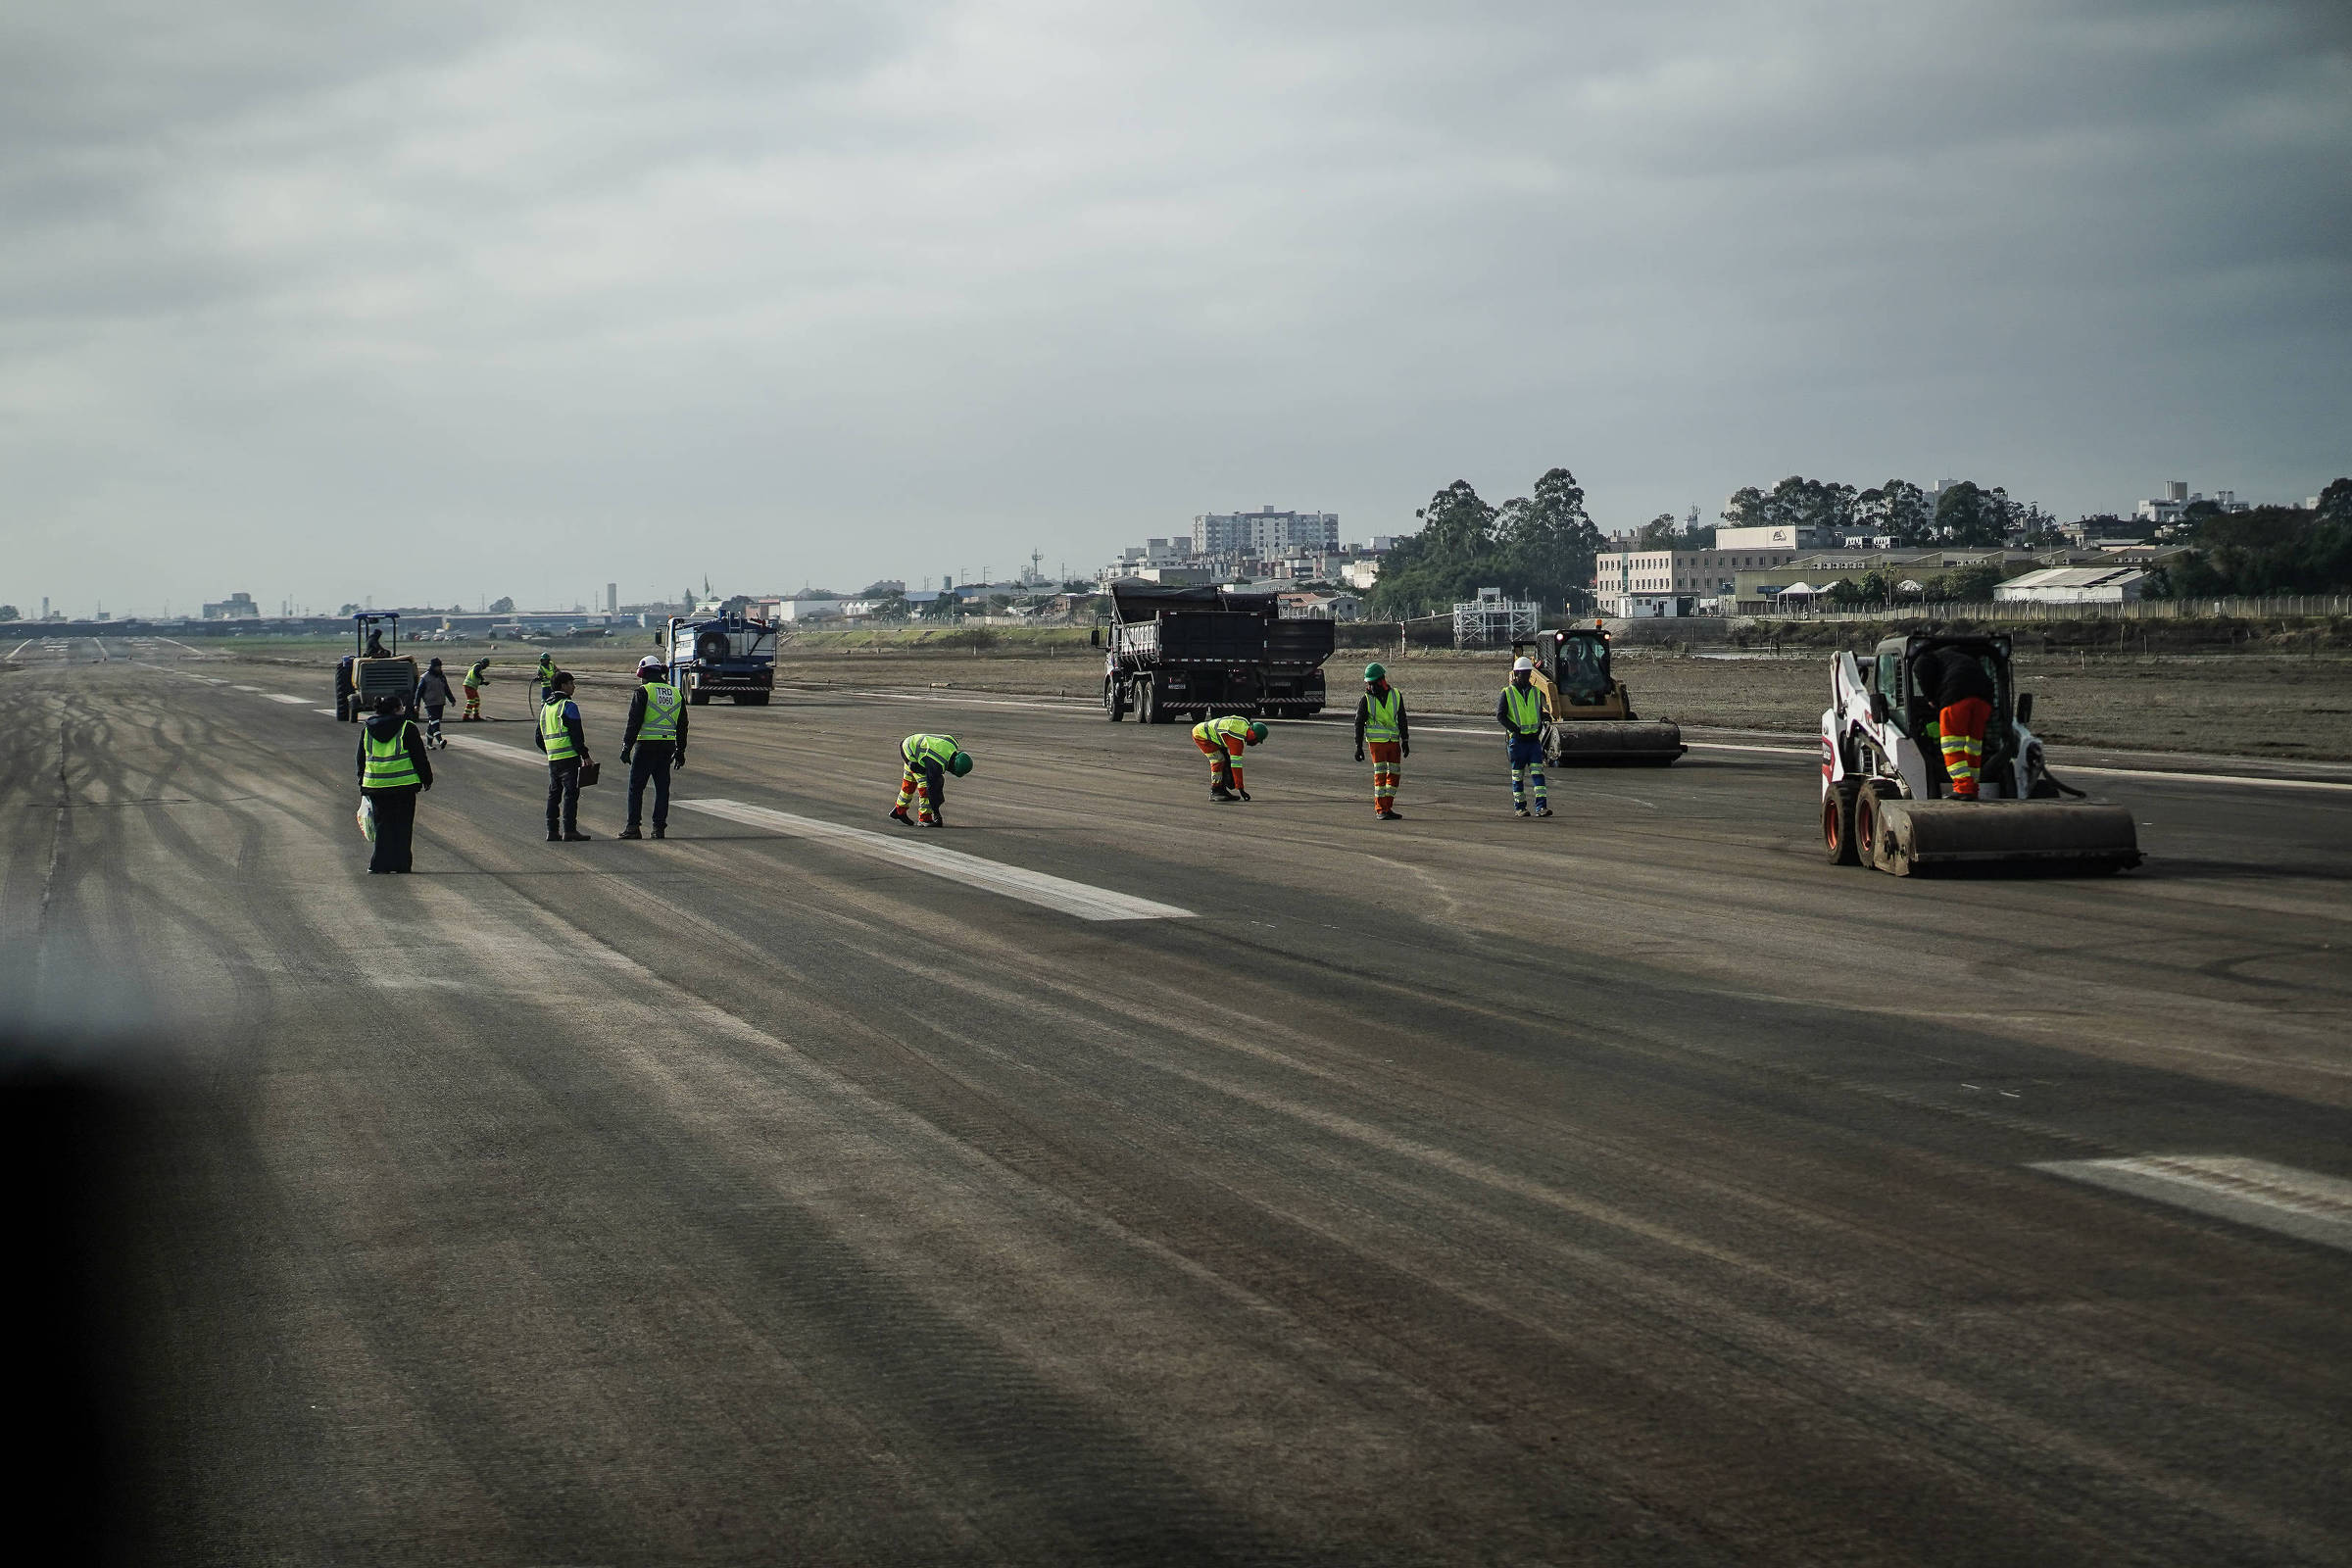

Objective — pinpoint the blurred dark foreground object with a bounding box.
[1,1041,231,1565]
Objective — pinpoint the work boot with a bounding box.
[547,831,563,842]
[1378,808,1402,820]
[1210,785,1237,802]
[651,826,666,840]
[1535,804,1552,818]
[889,806,914,826]
[564,830,593,842]
[1514,806,1530,818]
[617,827,643,840]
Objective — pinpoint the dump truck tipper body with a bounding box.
[1102,584,1334,724]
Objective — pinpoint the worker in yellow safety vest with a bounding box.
[890,733,971,827]
[534,650,558,706]
[1495,657,1553,818]
[356,694,433,872]
[1353,662,1409,819]
[462,657,489,720]
[618,656,688,839]
[1193,714,1266,803]
[535,671,595,842]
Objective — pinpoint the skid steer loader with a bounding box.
[1507,624,1686,765]
[1821,633,2139,876]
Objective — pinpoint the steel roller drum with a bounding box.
[1549,721,1687,765]
[1867,798,2142,876]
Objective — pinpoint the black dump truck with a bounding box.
[1101,583,1335,724]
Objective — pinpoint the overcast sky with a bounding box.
[3,0,2346,615]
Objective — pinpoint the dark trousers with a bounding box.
[366,786,418,872]
[422,704,444,744]
[547,760,581,836]
[627,742,674,831]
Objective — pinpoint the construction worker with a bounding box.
[1916,644,1997,800]
[461,656,489,720]
[534,649,558,706]
[1193,714,1266,802]
[356,694,432,873]
[415,658,454,749]
[1353,662,1409,820]
[889,733,970,827]
[1495,657,1553,818]
[535,671,595,842]
[618,657,688,840]
[333,654,358,722]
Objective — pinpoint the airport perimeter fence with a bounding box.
[1740,594,2352,623]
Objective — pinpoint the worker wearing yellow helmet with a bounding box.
[1192,714,1267,803]
[889,733,972,828]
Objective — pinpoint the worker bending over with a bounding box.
[536,671,595,842]
[1917,645,1997,800]
[890,733,971,827]
[462,657,489,720]
[618,657,687,840]
[1353,663,1409,819]
[1496,657,1553,817]
[1193,714,1266,802]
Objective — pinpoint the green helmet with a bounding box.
[1247,721,1268,744]
[1362,662,1386,683]
[949,751,973,776]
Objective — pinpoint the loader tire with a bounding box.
[1823,780,1860,865]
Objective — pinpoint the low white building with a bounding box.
[1278,592,1362,621]
[1992,566,2152,605]
[1594,545,1801,616]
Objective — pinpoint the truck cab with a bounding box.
[664,612,776,706]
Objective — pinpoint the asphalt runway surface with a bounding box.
[4,642,2350,1566]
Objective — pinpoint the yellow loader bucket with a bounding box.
[1865,798,2141,876]
[1549,720,1686,765]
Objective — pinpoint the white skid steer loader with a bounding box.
[1821,633,2140,876]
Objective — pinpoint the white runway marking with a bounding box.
[231,684,263,692]
[266,693,311,705]
[4,639,32,660]
[2034,1155,2352,1253]
[442,734,544,767]
[315,709,340,716]
[2059,764,2352,795]
[677,797,1195,922]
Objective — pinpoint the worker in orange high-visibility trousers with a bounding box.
[1917,646,1997,800]
[1192,715,1266,802]
[1353,662,1409,819]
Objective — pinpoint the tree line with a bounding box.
[1721,475,2057,548]
[1366,467,1604,618]
[2154,478,2352,597]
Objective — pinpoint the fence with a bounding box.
[1734,594,2352,623]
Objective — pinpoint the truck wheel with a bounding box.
[1823,780,1860,865]
[1103,678,1126,721]
[1137,679,1156,726]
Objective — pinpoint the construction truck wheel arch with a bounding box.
[1821,635,2140,877]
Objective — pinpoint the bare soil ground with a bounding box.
[142,634,2352,761]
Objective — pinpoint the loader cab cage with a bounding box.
[353,612,400,658]
[1877,633,2020,786]
[1510,626,1614,707]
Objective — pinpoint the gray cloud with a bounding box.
[2,0,2346,613]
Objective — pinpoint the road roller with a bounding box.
[1508,624,1686,765]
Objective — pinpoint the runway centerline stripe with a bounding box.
[2034,1155,2352,1253]
[442,734,543,766]
[676,797,1194,922]
[266,693,311,705]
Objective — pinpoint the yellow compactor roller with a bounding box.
[1508,624,1686,765]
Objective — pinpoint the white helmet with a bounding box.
[638,655,667,673]
[1512,657,1535,672]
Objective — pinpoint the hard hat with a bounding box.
[637,655,666,673]
[1247,721,1268,743]
[1512,657,1535,672]
[949,751,973,776]
[1362,662,1386,683]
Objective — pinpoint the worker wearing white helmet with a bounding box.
[1495,656,1553,818]
[618,655,688,840]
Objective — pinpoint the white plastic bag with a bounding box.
[357,797,377,843]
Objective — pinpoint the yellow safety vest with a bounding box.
[539,699,579,761]
[1363,688,1401,742]
[363,724,421,788]
[1504,683,1545,734]
[638,682,683,742]
[902,734,957,768]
